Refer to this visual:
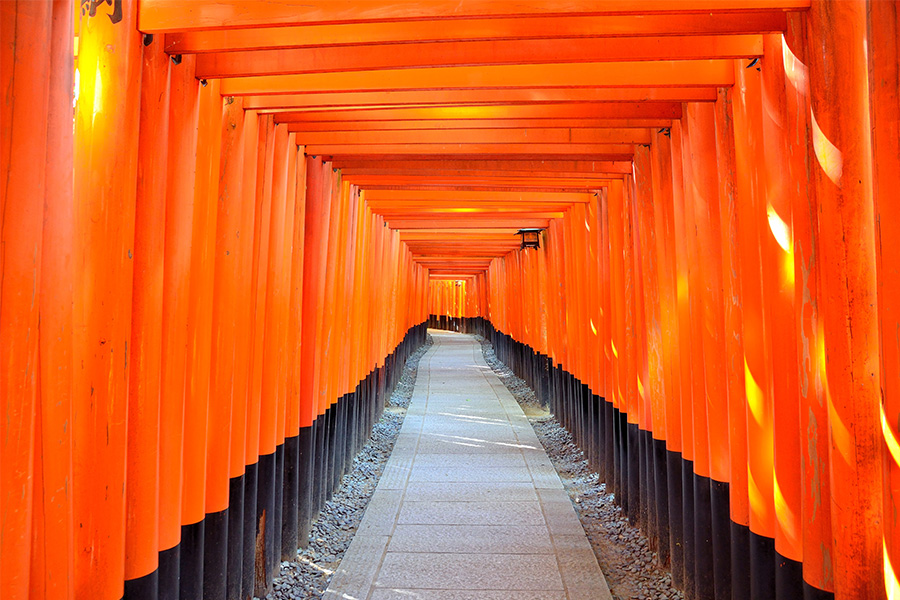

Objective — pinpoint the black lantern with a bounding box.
[517,228,542,250]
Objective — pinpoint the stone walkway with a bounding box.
[324,331,613,600]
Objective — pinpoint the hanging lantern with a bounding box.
[517,228,542,250]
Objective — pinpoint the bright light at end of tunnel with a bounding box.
[885,538,900,600]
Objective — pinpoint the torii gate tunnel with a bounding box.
[2,1,899,599]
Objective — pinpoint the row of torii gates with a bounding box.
[2,1,899,599]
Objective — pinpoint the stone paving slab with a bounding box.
[397,501,545,526]
[324,331,612,600]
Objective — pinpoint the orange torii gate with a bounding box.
[2,2,899,600]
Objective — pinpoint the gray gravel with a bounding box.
[478,335,684,600]
[269,334,433,599]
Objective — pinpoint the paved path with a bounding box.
[324,331,613,600]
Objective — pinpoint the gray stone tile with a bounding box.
[397,501,544,526]
[408,466,532,483]
[374,553,564,591]
[412,452,526,468]
[536,488,571,503]
[378,456,413,490]
[322,534,388,600]
[356,489,402,536]
[541,502,586,536]
[554,538,613,599]
[528,464,564,489]
[403,481,538,502]
[412,439,529,454]
[387,524,554,554]
[370,590,567,600]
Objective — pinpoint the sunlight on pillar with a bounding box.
[611,339,618,359]
[766,202,795,288]
[825,372,855,466]
[73,67,80,107]
[745,357,764,426]
[881,403,900,468]
[885,538,900,600]
[810,110,843,186]
[748,467,770,527]
[781,35,809,96]
[677,274,688,302]
[590,318,597,336]
[92,62,103,125]
[774,472,800,551]
[766,202,791,253]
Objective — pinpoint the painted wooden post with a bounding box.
[1,2,53,597]
[807,2,884,598]
[668,120,695,593]
[72,0,142,596]
[158,52,199,600]
[32,3,77,598]
[712,85,750,600]
[650,129,683,573]
[783,14,835,594]
[205,93,246,599]
[868,2,900,599]
[123,32,170,600]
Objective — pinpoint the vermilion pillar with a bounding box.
[650,129,685,574]
[33,2,76,598]
[158,53,199,597]
[868,2,900,598]
[807,2,884,598]
[759,32,805,599]
[713,86,750,600]
[668,120,695,593]
[124,33,170,597]
[1,2,54,597]
[72,0,142,596]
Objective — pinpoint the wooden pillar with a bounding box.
[123,32,170,599]
[72,0,142,596]
[712,86,749,600]
[33,2,77,598]
[807,2,884,597]
[782,13,834,596]
[1,2,68,597]
[868,2,900,598]
[634,143,669,561]
[204,93,247,599]
[158,53,199,600]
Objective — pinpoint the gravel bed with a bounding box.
[269,334,433,599]
[477,335,684,600]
